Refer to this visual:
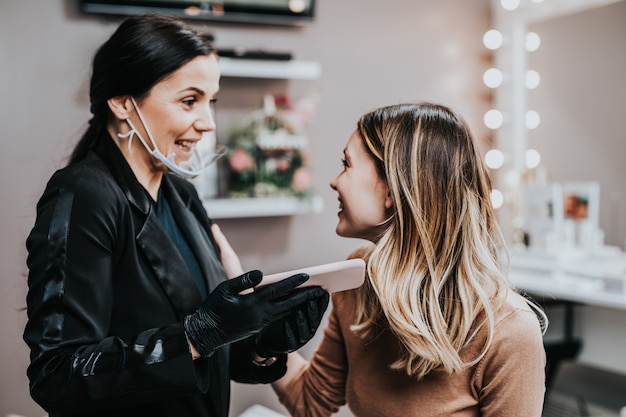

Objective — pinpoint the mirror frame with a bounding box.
[489,0,622,238]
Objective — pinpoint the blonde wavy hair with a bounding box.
[349,102,542,379]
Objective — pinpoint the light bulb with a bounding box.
[483,29,503,50]
[525,149,541,169]
[288,0,306,13]
[483,68,504,88]
[484,109,504,129]
[485,149,505,169]
[526,110,541,130]
[526,70,541,89]
[526,32,541,52]
[491,189,504,209]
[500,0,520,11]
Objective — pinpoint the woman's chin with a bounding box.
[335,225,353,239]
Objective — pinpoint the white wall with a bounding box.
[0,1,492,416]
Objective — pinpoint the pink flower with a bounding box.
[291,167,312,192]
[228,147,255,172]
[276,158,291,172]
[273,94,291,109]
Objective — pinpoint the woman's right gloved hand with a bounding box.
[184,270,320,358]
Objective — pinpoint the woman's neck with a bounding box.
[108,126,163,201]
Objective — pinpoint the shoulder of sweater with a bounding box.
[492,289,544,334]
[331,288,357,306]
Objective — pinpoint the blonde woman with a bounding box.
[269,102,548,416]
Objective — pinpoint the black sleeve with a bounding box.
[229,337,287,384]
[23,166,201,413]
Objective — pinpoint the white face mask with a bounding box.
[117,97,224,179]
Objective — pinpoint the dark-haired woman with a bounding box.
[23,13,329,417]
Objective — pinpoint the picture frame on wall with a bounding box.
[561,181,601,248]
[524,183,564,250]
[524,181,601,251]
[562,181,600,224]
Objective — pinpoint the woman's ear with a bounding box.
[384,186,394,210]
[107,95,134,120]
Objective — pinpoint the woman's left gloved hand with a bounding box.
[254,287,330,357]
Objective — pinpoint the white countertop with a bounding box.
[509,249,626,311]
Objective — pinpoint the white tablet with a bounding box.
[260,258,366,293]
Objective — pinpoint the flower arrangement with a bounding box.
[225,93,318,199]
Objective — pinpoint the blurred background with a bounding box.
[1,0,624,416]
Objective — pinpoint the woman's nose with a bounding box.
[195,103,216,132]
[330,176,338,190]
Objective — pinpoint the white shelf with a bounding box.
[203,195,324,219]
[204,59,322,219]
[219,57,322,80]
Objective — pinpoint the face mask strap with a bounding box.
[116,98,160,156]
[116,97,221,179]
[117,118,149,154]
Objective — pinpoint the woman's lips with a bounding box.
[337,199,344,215]
[174,140,199,159]
[175,139,196,152]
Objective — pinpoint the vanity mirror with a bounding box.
[490,0,626,249]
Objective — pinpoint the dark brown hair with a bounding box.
[69,13,215,164]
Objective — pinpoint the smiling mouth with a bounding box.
[175,140,196,152]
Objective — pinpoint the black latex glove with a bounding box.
[230,337,288,384]
[184,270,319,357]
[255,286,330,357]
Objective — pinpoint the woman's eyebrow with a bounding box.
[179,86,206,96]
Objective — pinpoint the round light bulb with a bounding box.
[485,149,505,169]
[288,0,306,13]
[526,69,541,89]
[484,109,504,129]
[483,29,503,50]
[525,149,541,169]
[491,189,504,209]
[526,32,541,52]
[483,68,504,88]
[500,0,520,11]
[525,110,541,130]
